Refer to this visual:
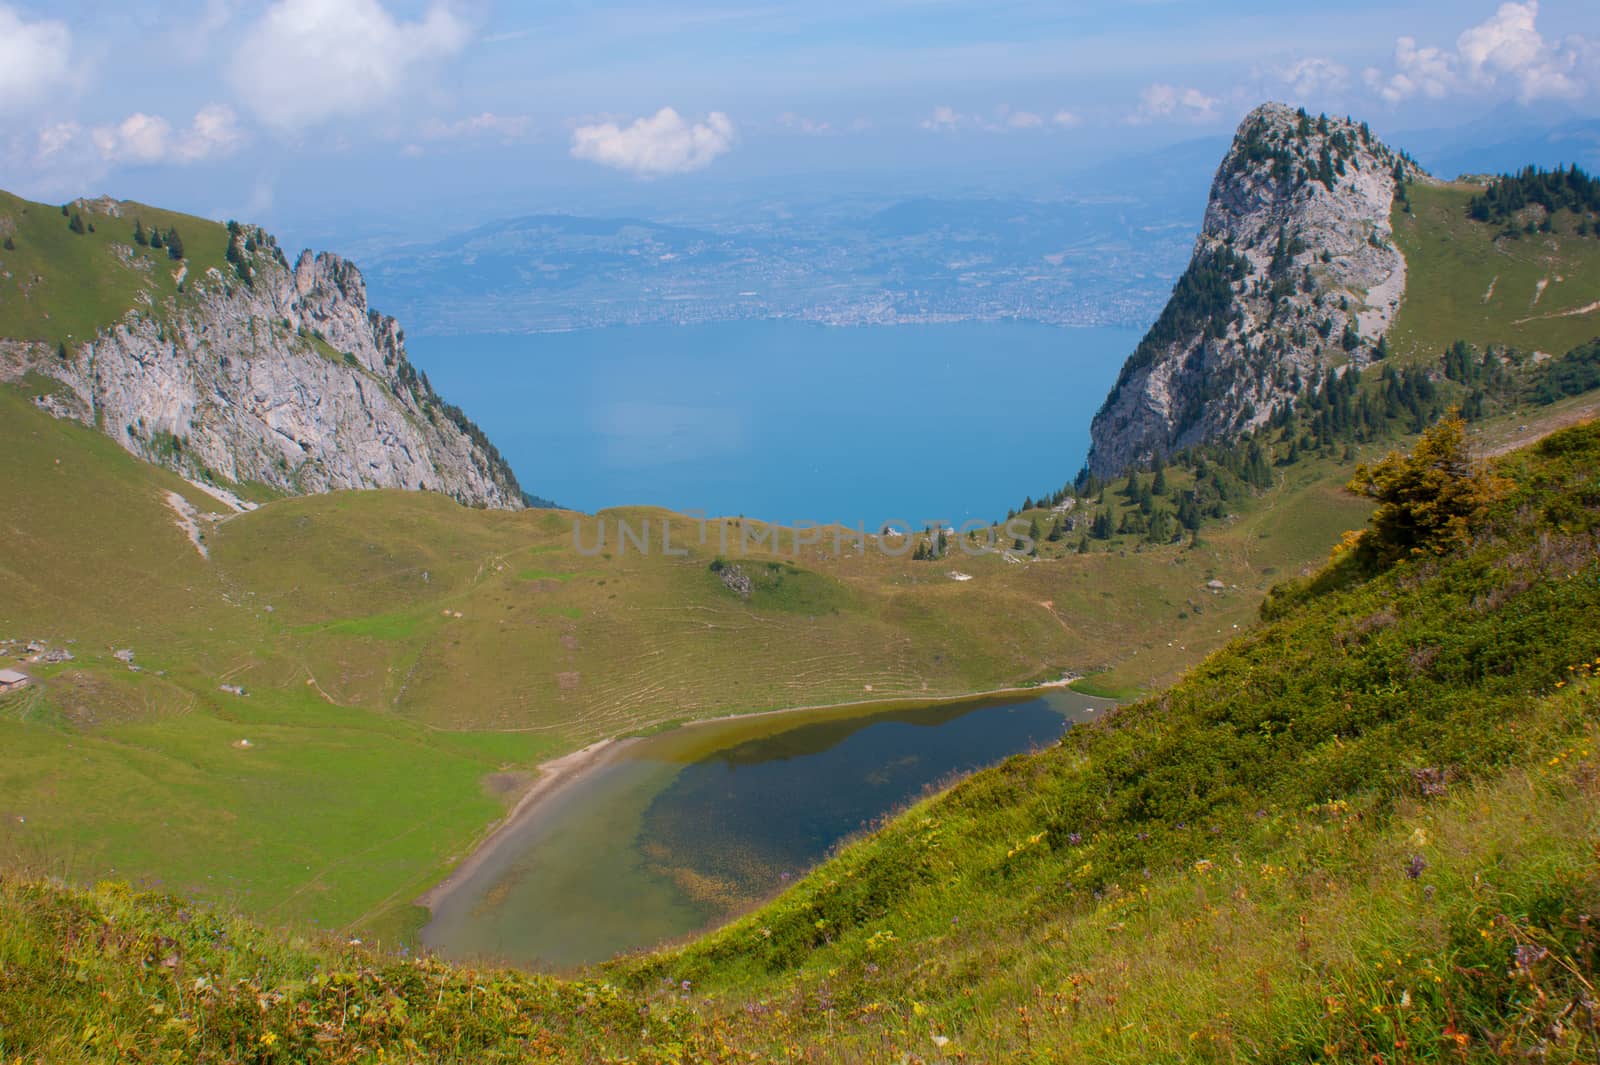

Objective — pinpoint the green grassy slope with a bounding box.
[3,421,1596,1063]
[0,191,231,347]
[1390,180,1600,363]
[5,157,1599,949]
[1,375,1380,943]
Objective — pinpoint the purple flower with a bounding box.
[1513,944,1549,972]
[1405,854,1427,880]
[1068,832,1082,845]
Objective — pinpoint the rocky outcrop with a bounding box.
[1086,103,1427,477]
[1,208,524,509]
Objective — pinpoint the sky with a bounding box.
[2,0,1597,247]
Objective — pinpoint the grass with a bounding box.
[1389,181,1600,364]
[0,190,232,347]
[2,155,1598,1001]
[1,420,1596,1063]
[0,369,1388,942]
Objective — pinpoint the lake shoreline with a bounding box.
[414,678,1097,920]
[414,737,630,913]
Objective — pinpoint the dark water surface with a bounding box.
[421,689,1110,969]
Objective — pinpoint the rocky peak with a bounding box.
[1085,102,1426,478]
[0,196,527,510]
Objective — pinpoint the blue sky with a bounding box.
[2,0,1596,242]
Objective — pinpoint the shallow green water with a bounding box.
[420,689,1110,969]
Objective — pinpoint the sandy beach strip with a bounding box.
[415,737,630,911]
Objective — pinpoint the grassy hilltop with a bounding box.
[0,190,234,348]
[3,416,1597,1062]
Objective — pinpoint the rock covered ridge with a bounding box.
[4,200,525,509]
[1085,102,1426,478]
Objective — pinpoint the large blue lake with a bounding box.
[407,321,1139,527]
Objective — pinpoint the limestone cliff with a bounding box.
[0,196,525,509]
[1086,103,1427,477]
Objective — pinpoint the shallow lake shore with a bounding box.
[415,680,1098,919]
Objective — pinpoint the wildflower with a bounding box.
[1512,944,1549,973]
[259,1032,278,1047]
[1405,854,1426,879]
[932,1035,951,1048]
[1068,832,1082,845]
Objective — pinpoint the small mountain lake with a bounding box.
[420,688,1111,969]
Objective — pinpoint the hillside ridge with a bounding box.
[1087,101,1425,477]
[0,191,526,509]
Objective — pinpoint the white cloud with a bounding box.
[1368,2,1589,105]
[91,114,173,165]
[36,122,81,163]
[180,104,246,161]
[779,112,833,135]
[1276,57,1350,99]
[230,0,470,129]
[920,105,962,132]
[1366,36,1458,103]
[920,105,1067,134]
[89,105,244,165]
[1458,1,1583,101]
[1132,84,1220,124]
[419,112,532,141]
[570,108,735,176]
[0,5,72,112]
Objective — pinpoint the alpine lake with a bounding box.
[421,688,1112,969]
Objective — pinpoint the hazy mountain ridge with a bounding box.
[1087,102,1424,477]
[0,193,526,509]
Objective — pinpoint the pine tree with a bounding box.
[133,219,147,246]
[67,212,86,235]
[2,236,13,251]
[166,227,185,260]
[1346,413,1499,568]
[1076,535,1090,554]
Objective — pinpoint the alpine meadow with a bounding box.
[2,2,1600,1062]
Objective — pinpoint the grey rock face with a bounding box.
[2,222,523,509]
[1086,102,1426,478]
